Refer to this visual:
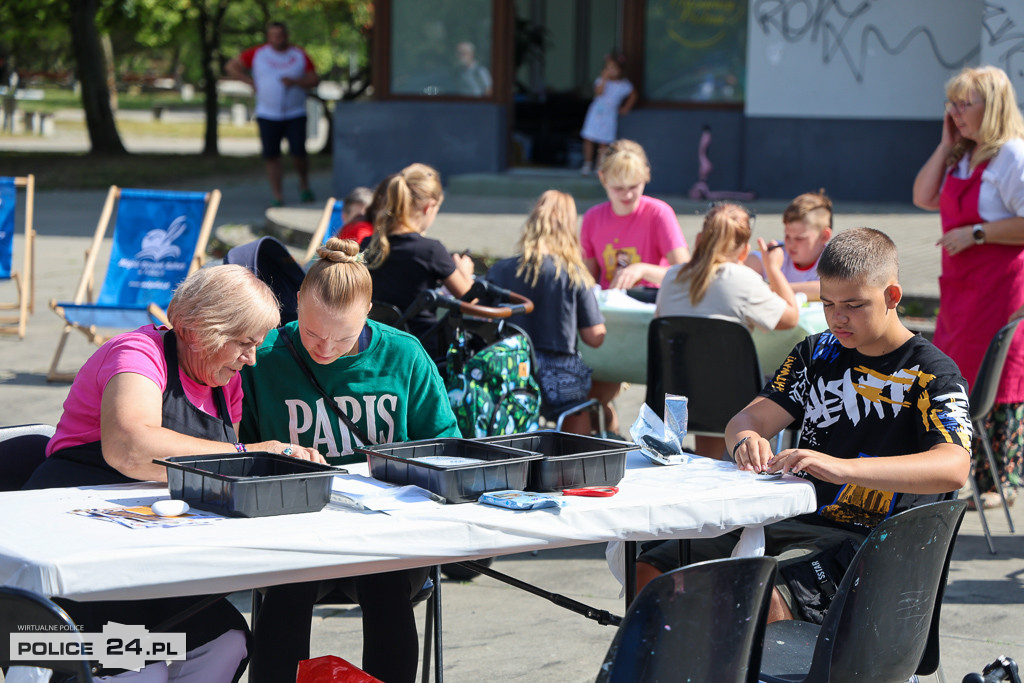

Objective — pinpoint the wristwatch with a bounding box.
[973,223,986,245]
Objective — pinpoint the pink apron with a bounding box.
[935,159,1024,402]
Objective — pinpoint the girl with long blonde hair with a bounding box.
[486,190,606,434]
[655,202,798,458]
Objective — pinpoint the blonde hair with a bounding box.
[598,139,651,186]
[365,163,444,269]
[783,189,833,230]
[168,264,280,353]
[515,190,593,290]
[301,238,373,310]
[945,66,1024,170]
[675,203,752,305]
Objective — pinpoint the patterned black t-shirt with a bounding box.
[761,332,972,532]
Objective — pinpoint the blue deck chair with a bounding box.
[0,175,36,339]
[301,196,343,266]
[47,186,221,382]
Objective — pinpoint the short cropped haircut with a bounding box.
[817,228,899,287]
[343,186,373,208]
[783,190,832,230]
[168,265,281,353]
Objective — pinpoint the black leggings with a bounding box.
[251,567,430,683]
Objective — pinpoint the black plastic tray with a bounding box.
[477,431,634,491]
[157,452,339,518]
[356,439,542,504]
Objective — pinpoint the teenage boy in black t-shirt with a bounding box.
[636,228,973,623]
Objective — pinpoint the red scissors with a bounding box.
[562,486,619,497]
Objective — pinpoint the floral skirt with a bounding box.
[974,401,1024,492]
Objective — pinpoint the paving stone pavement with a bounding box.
[1,162,1021,682]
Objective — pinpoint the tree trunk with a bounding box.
[197,1,229,156]
[100,33,118,111]
[68,0,126,155]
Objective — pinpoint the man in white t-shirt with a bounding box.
[226,22,320,207]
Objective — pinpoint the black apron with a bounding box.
[20,330,249,675]
[24,329,236,489]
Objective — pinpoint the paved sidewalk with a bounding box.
[1,169,1021,682]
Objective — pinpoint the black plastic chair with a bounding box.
[759,500,968,683]
[596,556,778,683]
[645,316,765,431]
[0,586,95,681]
[0,423,55,491]
[368,299,408,331]
[967,319,1022,553]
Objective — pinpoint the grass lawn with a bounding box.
[2,150,334,189]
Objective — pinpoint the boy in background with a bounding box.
[638,228,972,624]
[747,190,833,301]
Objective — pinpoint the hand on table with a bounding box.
[251,440,326,464]
[608,262,648,290]
[732,434,776,472]
[936,226,974,256]
[768,448,850,483]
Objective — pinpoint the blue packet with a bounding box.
[478,490,565,510]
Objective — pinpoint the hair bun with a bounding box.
[317,237,364,263]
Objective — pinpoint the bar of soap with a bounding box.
[151,499,190,517]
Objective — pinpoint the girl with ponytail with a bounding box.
[363,163,474,340]
[655,202,799,458]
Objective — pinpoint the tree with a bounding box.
[194,0,231,155]
[69,0,126,154]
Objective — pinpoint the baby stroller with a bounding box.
[223,236,304,324]
[396,279,602,439]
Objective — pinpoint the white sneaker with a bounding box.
[580,162,593,176]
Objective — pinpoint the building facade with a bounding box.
[333,0,1024,201]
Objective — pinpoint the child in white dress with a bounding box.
[580,53,637,175]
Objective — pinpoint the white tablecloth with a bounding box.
[0,455,815,602]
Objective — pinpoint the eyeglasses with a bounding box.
[945,99,980,115]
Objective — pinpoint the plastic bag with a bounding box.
[629,394,693,465]
[297,655,384,683]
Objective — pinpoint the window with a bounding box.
[390,0,494,97]
[643,0,746,103]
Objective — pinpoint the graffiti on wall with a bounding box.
[752,0,976,83]
[745,0,982,118]
[982,1,1024,105]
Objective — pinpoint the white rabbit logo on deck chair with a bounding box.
[135,215,187,261]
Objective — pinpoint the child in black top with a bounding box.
[636,228,973,623]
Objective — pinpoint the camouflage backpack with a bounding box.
[446,330,541,437]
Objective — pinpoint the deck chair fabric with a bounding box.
[302,197,343,265]
[48,186,220,382]
[0,175,36,338]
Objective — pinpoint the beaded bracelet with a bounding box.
[233,442,247,453]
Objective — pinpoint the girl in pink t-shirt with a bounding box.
[579,139,691,435]
[581,139,690,290]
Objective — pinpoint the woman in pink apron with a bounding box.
[913,65,1024,507]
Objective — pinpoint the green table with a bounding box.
[579,295,828,384]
